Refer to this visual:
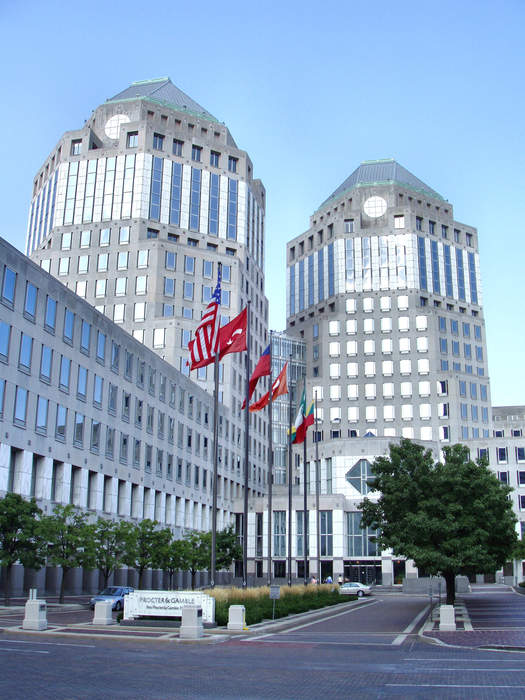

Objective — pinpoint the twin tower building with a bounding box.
[17,77,516,585]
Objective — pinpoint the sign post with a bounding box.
[269,584,280,620]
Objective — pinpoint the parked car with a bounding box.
[89,586,134,611]
[338,581,372,597]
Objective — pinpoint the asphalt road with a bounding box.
[1,592,525,699]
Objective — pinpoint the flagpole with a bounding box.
[267,332,273,586]
[315,391,321,583]
[303,394,308,586]
[210,262,222,589]
[242,301,251,589]
[287,367,293,587]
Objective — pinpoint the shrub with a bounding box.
[205,584,353,626]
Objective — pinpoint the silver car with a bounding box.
[89,586,134,610]
[339,582,372,597]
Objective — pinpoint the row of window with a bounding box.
[326,343,431,366]
[147,132,238,172]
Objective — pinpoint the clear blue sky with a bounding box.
[0,0,523,406]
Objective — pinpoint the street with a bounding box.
[0,591,524,698]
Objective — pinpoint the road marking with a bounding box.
[242,638,397,647]
[0,647,49,654]
[387,684,525,689]
[392,604,429,645]
[404,658,525,662]
[1,639,96,648]
[245,599,378,640]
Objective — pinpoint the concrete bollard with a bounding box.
[22,597,47,631]
[227,605,246,631]
[180,605,203,639]
[439,604,456,631]
[93,600,114,626]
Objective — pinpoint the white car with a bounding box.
[339,581,372,597]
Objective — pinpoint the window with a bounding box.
[137,250,149,269]
[58,257,69,276]
[39,345,52,382]
[394,215,405,229]
[134,302,146,321]
[1,267,16,307]
[184,255,195,275]
[95,279,106,298]
[117,252,128,270]
[78,255,89,274]
[127,132,138,148]
[344,219,354,233]
[153,133,164,150]
[191,145,202,162]
[61,232,72,250]
[71,139,81,155]
[80,320,91,354]
[0,321,9,362]
[183,281,194,300]
[228,156,238,173]
[172,139,183,156]
[59,355,71,391]
[12,386,27,426]
[113,304,125,323]
[147,228,158,239]
[135,276,147,295]
[35,396,48,434]
[416,216,423,231]
[164,277,175,296]
[76,280,87,298]
[77,365,87,399]
[497,447,508,464]
[18,333,33,371]
[165,251,176,271]
[80,229,91,248]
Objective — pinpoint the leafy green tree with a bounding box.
[216,525,242,571]
[123,519,171,588]
[91,518,135,589]
[0,493,45,605]
[360,440,517,604]
[157,533,185,590]
[39,505,95,603]
[179,532,211,590]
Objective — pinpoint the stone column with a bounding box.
[0,443,10,490]
[35,457,53,501]
[13,449,33,497]
[93,472,104,512]
[120,481,131,517]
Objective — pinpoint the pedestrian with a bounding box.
[325,575,333,584]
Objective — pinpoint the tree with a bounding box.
[216,525,242,571]
[360,440,518,604]
[0,493,45,605]
[157,533,185,590]
[179,532,211,590]
[91,518,135,589]
[123,519,171,589]
[39,505,95,603]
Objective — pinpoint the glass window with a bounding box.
[119,226,130,245]
[93,375,103,406]
[77,365,87,399]
[210,150,220,167]
[61,232,72,250]
[165,251,176,270]
[153,133,164,150]
[228,156,238,173]
[1,267,16,307]
[14,386,28,425]
[45,297,57,332]
[172,139,183,156]
[222,264,231,282]
[59,355,71,390]
[39,345,52,382]
[99,228,111,246]
[35,396,48,434]
[191,145,202,162]
[137,250,148,268]
[135,276,147,295]
[127,132,138,148]
[80,320,91,354]
[0,321,9,361]
[183,281,194,300]
[55,404,67,441]
[117,252,128,270]
[134,302,146,321]
[18,333,33,371]
[58,258,69,276]
[184,256,195,275]
[76,280,87,298]
[113,304,125,323]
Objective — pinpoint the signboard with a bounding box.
[269,585,281,600]
[124,590,215,624]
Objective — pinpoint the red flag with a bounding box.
[242,344,271,409]
[249,363,288,413]
[218,307,247,359]
[188,272,221,371]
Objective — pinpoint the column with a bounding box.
[35,457,53,501]
[13,450,33,497]
[0,443,10,490]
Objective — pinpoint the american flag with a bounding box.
[188,267,221,370]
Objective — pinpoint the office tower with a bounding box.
[287,159,491,445]
[26,77,269,497]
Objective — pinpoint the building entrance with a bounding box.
[344,560,382,585]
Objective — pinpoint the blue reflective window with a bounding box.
[417,237,427,291]
[149,156,163,221]
[152,133,164,150]
[165,251,176,270]
[456,248,466,301]
[168,161,182,226]
[464,343,472,359]
[470,382,477,400]
[468,252,478,304]
[227,178,238,240]
[482,407,489,423]
[474,325,482,341]
[40,345,52,381]
[163,304,174,317]
[480,385,488,401]
[451,319,459,335]
[81,320,91,354]
[459,380,466,397]
[345,239,354,291]
[453,361,461,372]
[328,243,334,297]
[19,333,32,371]
[77,366,88,399]
[298,260,305,312]
[471,405,479,421]
[209,173,219,235]
[35,396,48,433]
[438,316,446,332]
[452,340,460,356]
[440,359,449,371]
[431,240,440,294]
[45,297,56,332]
[14,386,28,425]
[191,145,202,162]
[63,308,74,343]
[172,139,183,156]
[308,255,314,306]
[96,332,106,363]
[164,278,175,296]
[443,245,453,297]
[440,338,448,354]
[24,283,37,320]
[475,346,483,361]
[289,265,295,315]
[59,356,71,390]
[460,403,468,419]
[462,322,470,337]
[318,248,324,302]
[0,322,10,361]
[189,168,201,231]
[2,266,16,307]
